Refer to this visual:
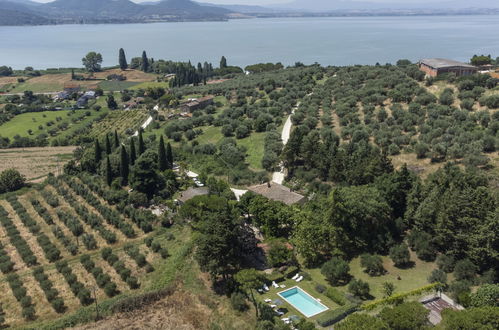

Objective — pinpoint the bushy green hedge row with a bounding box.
[316,303,358,327]
[55,260,93,306]
[62,176,136,238]
[80,254,118,297]
[0,205,38,266]
[101,248,140,289]
[7,196,61,262]
[32,267,66,313]
[0,242,15,274]
[361,283,439,311]
[325,287,347,306]
[6,273,36,321]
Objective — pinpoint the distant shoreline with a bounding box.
[2,10,499,27]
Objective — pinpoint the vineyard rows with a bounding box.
[89,111,148,137]
[0,175,169,326]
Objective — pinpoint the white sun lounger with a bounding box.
[264,298,272,303]
[275,310,284,316]
[295,276,303,282]
[291,273,300,280]
[272,281,280,288]
[280,284,286,288]
[270,304,277,308]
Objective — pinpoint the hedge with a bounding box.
[361,283,439,311]
[325,287,347,306]
[316,303,358,327]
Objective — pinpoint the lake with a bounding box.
[1,16,499,69]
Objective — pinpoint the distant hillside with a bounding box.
[278,0,499,11]
[0,0,51,25]
[139,0,231,18]
[43,0,141,18]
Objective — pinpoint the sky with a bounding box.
[32,0,443,5]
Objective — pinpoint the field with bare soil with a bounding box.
[0,146,76,181]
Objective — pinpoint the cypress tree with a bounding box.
[166,142,173,169]
[94,139,102,164]
[114,130,120,149]
[220,56,227,69]
[105,135,111,155]
[130,137,137,166]
[119,48,127,71]
[141,51,149,73]
[106,156,112,186]
[158,136,167,171]
[120,146,129,185]
[138,130,145,155]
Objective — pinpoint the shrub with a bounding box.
[321,257,350,285]
[360,254,385,276]
[0,169,25,194]
[470,284,499,307]
[104,282,118,297]
[436,254,455,273]
[325,287,347,306]
[315,283,326,294]
[348,279,370,299]
[389,243,411,268]
[379,302,429,330]
[454,259,477,282]
[316,303,358,327]
[230,292,248,312]
[51,298,66,313]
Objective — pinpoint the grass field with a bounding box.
[238,132,266,170]
[98,81,141,92]
[0,147,75,180]
[130,81,170,90]
[0,109,106,140]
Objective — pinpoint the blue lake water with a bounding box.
[1,16,499,69]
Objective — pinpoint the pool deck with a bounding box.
[277,286,329,318]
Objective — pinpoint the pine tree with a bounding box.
[106,156,112,186]
[119,48,127,71]
[138,130,145,155]
[94,139,102,164]
[130,137,137,166]
[71,69,75,80]
[220,56,227,69]
[158,136,167,171]
[141,51,149,73]
[166,142,173,169]
[114,130,120,149]
[120,146,129,185]
[105,135,111,155]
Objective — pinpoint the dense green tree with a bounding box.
[130,137,137,166]
[113,130,120,149]
[220,56,227,69]
[247,194,295,238]
[105,135,111,155]
[267,240,294,267]
[336,314,389,330]
[107,95,118,110]
[158,136,168,171]
[129,150,165,198]
[0,169,25,194]
[379,302,429,330]
[348,278,370,299]
[389,243,411,268]
[235,269,265,317]
[94,139,102,164]
[0,66,13,76]
[105,156,112,186]
[321,257,350,285]
[440,306,499,329]
[454,259,478,282]
[120,146,129,185]
[141,51,149,72]
[138,130,145,155]
[360,254,385,276]
[118,48,127,70]
[82,52,103,73]
[166,142,173,168]
[470,284,499,307]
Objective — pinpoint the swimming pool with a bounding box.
[278,287,329,318]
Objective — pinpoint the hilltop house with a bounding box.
[419,58,477,77]
[248,182,307,206]
[180,95,214,113]
[75,91,96,109]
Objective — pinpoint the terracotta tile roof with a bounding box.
[248,182,306,206]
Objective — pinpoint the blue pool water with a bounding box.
[278,287,328,318]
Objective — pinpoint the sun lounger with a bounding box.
[275,310,284,316]
[270,304,277,309]
[291,273,300,280]
[264,299,272,303]
[257,289,263,293]
[272,281,280,288]
[279,284,286,288]
[263,284,270,291]
[296,276,303,282]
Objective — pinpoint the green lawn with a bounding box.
[98,81,141,91]
[130,81,170,90]
[238,132,266,170]
[195,126,223,145]
[10,82,63,93]
[306,251,437,301]
[0,109,107,140]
